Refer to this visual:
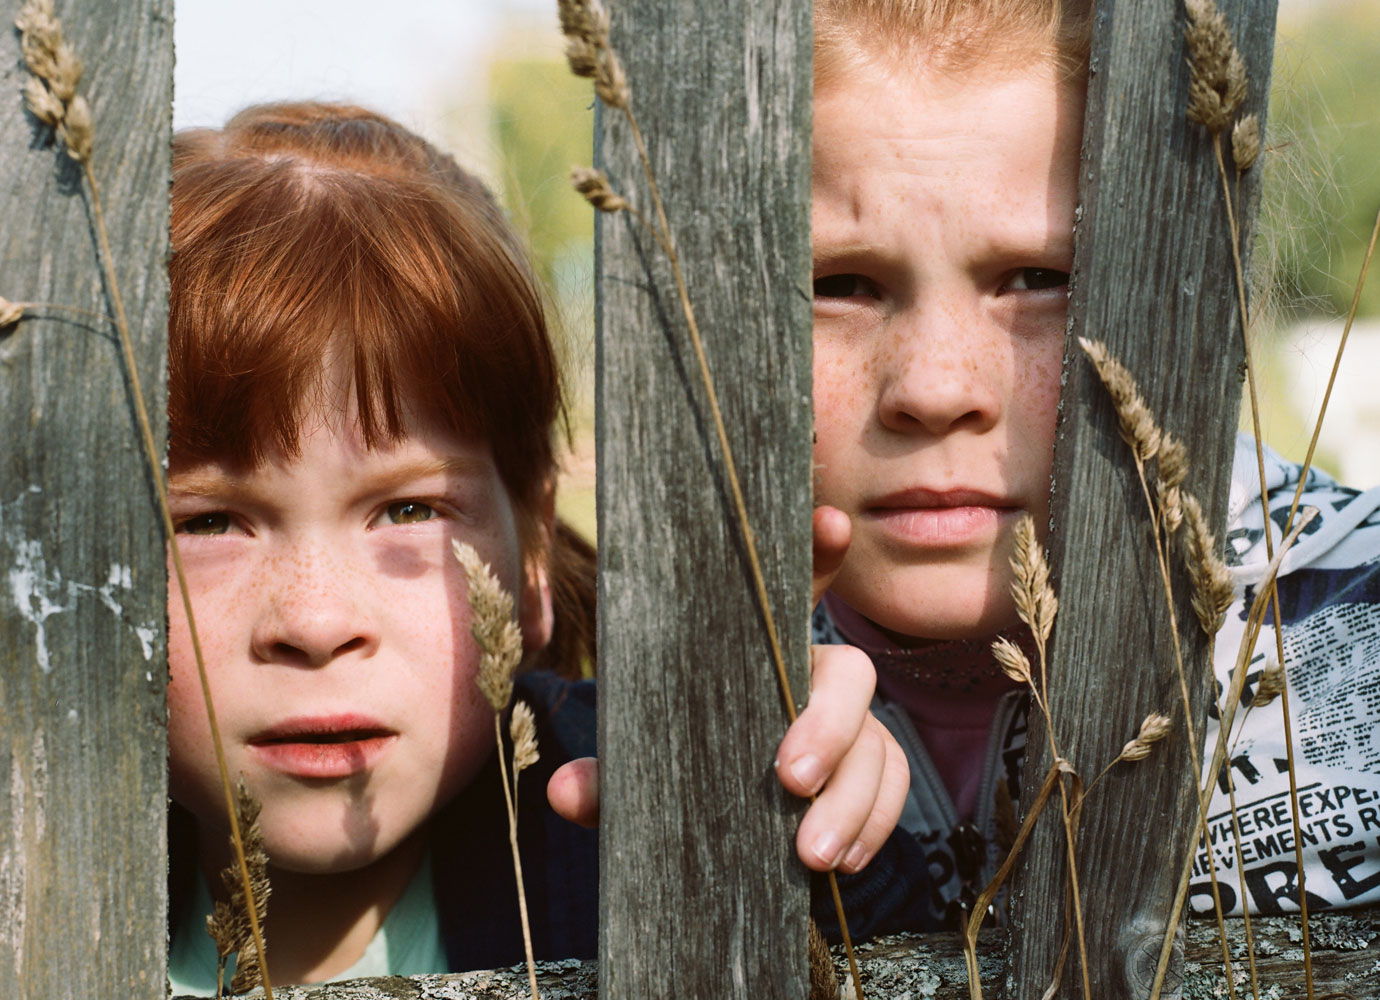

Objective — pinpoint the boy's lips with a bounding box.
[863,488,1018,547]
[248,715,397,779]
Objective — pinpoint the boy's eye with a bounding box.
[813,273,880,300]
[178,513,231,535]
[1002,267,1070,293]
[383,500,435,525]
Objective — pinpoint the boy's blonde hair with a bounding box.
[816,0,1095,87]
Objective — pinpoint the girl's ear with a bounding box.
[519,481,556,655]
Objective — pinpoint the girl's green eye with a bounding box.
[385,501,435,525]
[179,513,231,535]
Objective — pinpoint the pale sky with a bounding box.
[173,0,556,143]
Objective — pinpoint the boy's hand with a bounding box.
[547,504,910,874]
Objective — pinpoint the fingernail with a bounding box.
[789,753,823,793]
[843,840,870,872]
[812,830,844,868]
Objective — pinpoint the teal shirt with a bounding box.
[168,852,448,996]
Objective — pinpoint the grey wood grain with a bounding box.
[0,1,173,997]
[1005,1,1279,997]
[222,909,1380,1000]
[593,0,814,996]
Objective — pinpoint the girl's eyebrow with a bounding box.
[167,456,492,498]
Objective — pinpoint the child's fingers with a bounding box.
[547,756,600,828]
[812,505,852,606]
[835,721,909,874]
[774,643,876,799]
[793,716,887,872]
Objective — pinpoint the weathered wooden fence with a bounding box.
[0,2,173,999]
[593,0,814,996]
[7,2,1373,1000]
[1006,1,1279,996]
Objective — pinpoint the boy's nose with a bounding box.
[251,546,379,667]
[875,305,1002,436]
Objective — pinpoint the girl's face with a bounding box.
[811,54,1081,640]
[166,402,550,874]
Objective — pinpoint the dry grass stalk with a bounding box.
[1182,493,1236,636]
[15,4,274,995]
[205,780,272,996]
[1184,0,1247,134]
[1118,713,1172,763]
[1250,656,1286,709]
[454,541,540,1000]
[557,0,629,109]
[991,635,1033,688]
[570,166,629,214]
[1078,337,1162,461]
[1010,514,1058,651]
[1156,434,1189,534]
[1231,113,1260,172]
[559,2,866,994]
[454,540,524,712]
[0,295,25,328]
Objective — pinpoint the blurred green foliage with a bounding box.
[488,56,595,314]
[1262,2,1380,320]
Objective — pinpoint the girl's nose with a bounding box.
[250,543,379,667]
[875,300,1003,437]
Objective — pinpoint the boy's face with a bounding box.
[166,405,550,874]
[812,54,1081,641]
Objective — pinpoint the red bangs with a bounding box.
[169,104,560,508]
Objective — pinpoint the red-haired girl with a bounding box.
[164,102,905,992]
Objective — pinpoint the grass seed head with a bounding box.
[1120,711,1173,762]
[1010,513,1057,644]
[0,296,25,329]
[1232,113,1260,171]
[510,700,540,774]
[1184,0,1248,134]
[1182,492,1235,635]
[1251,655,1286,708]
[454,540,523,712]
[1079,337,1162,462]
[1156,433,1189,534]
[22,76,64,127]
[571,166,629,213]
[991,636,1033,686]
[557,0,630,109]
[60,94,93,163]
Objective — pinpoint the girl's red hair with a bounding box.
[170,102,593,675]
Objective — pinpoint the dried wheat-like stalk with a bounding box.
[1117,713,1172,764]
[1078,337,1240,996]
[455,541,540,1000]
[570,166,630,214]
[965,520,1094,1000]
[1078,337,1162,462]
[15,4,272,994]
[558,1,865,995]
[1184,0,1247,135]
[1178,5,1321,993]
[0,295,26,328]
[1181,493,1236,636]
[205,780,272,996]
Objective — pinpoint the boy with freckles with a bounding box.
[810,0,1380,934]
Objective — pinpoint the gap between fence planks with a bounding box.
[0,2,173,998]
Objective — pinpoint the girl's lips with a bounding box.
[248,715,396,779]
[862,503,1017,547]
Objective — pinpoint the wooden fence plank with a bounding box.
[0,1,173,997]
[1006,1,1279,996]
[593,0,814,996]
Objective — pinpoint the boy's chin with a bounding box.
[833,576,1021,644]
